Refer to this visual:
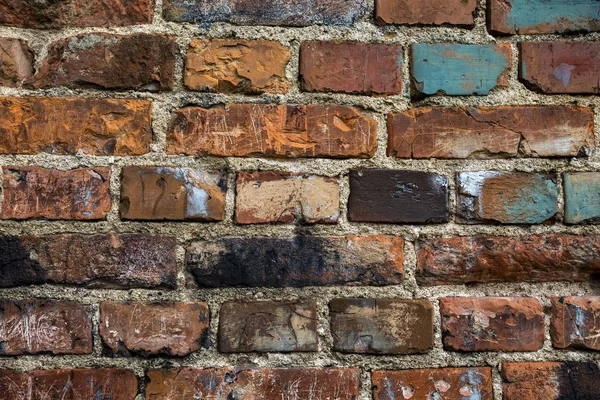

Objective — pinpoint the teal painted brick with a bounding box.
[410,44,511,97]
[564,172,600,224]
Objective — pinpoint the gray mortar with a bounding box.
[0,0,599,399]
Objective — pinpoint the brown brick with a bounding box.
[300,41,402,95]
[551,296,600,351]
[167,104,377,158]
[120,167,227,221]
[0,38,33,88]
[30,34,175,91]
[330,299,433,354]
[387,106,595,159]
[520,42,600,94]
[185,39,291,94]
[373,367,493,400]
[0,234,177,289]
[1,167,111,220]
[235,172,340,224]
[0,300,92,356]
[146,368,360,399]
[0,369,138,400]
[375,0,477,26]
[440,297,544,352]
[219,301,318,352]
[100,302,209,356]
[0,97,152,156]
[416,235,600,286]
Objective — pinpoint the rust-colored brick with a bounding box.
[375,0,477,26]
[551,296,600,351]
[167,104,377,158]
[1,167,111,220]
[440,297,544,352]
[0,300,92,355]
[185,39,291,94]
[300,41,403,95]
[100,302,209,356]
[0,38,33,87]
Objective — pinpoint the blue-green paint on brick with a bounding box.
[502,175,559,224]
[564,172,600,224]
[504,0,600,34]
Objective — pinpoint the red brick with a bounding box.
[1,167,111,220]
[387,106,595,159]
[375,0,477,26]
[0,97,152,156]
[100,302,209,356]
[300,41,402,95]
[440,297,544,352]
[0,38,33,88]
[145,368,360,399]
[0,300,92,355]
[551,296,600,350]
[167,104,377,158]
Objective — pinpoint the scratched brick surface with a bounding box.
[375,0,478,26]
[564,172,600,224]
[550,296,600,351]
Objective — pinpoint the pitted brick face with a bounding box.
[375,0,478,26]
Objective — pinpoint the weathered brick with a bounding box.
[416,235,600,285]
[0,38,33,88]
[440,297,544,352]
[235,172,340,224]
[187,235,404,287]
[0,0,153,28]
[551,296,600,351]
[100,302,209,356]
[1,167,111,220]
[163,0,365,26]
[564,172,600,224]
[348,169,449,223]
[330,299,433,354]
[503,362,600,400]
[300,41,403,95]
[146,368,360,399]
[0,234,177,289]
[167,104,377,158]
[30,34,176,91]
[373,367,493,400]
[0,97,152,156]
[375,0,477,26]
[120,167,227,221]
[520,42,600,94]
[219,301,318,352]
[387,106,595,159]
[185,39,290,94]
[411,44,511,97]
[489,0,600,35]
[0,300,92,355]
[457,172,558,224]
[0,369,138,400]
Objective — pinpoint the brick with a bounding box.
[373,367,493,400]
[120,167,227,221]
[489,0,600,35]
[387,106,595,159]
[0,234,177,289]
[375,0,477,26]
[0,300,92,355]
[0,0,153,28]
[219,301,317,352]
[163,0,364,26]
[185,39,291,94]
[348,169,449,223]
[187,235,404,287]
[300,41,402,95]
[30,34,175,91]
[146,368,360,399]
[330,299,433,354]
[411,44,511,97]
[564,172,600,224]
[0,38,33,88]
[0,97,152,156]
[520,42,600,94]
[457,172,558,224]
[1,167,111,220]
[502,362,600,400]
[100,302,209,356]
[235,172,340,224]
[0,369,138,400]
[416,235,600,286]
[440,297,544,352]
[167,104,377,158]
[551,296,600,351]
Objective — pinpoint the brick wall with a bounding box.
[0,0,599,399]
